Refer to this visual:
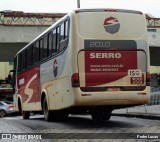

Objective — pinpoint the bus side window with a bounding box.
[30,45,33,66]
[27,46,32,68]
[21,51,25,71]
[59,20,69,52]
[24,49,28,69]
[52,29,57,54]
[32,44,36,64]
[60,22,65,40]
[40,38,44,61]
[18,54,21,72]
[56,26,60,52]
[59,22,65,52]
[43,35,48,59]
[48,32,52,56]
[35,41,39,63]
[65,20,69,39]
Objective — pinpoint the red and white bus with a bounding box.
[11,9,150,121]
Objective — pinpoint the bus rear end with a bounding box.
[70,9,150,118]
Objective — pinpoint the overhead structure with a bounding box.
[0,11,66,62]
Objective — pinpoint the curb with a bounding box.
[112,113,160,120]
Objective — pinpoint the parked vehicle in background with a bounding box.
[0,101,15,117]
[0,87,14,102]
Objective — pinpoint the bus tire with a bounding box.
[18,99,22,115]
[102,111,111,121]
[22,111,30,119]
[91,110,111,121]
[91,112,102,121]
[52,110,69,122]
[43,97,52,122]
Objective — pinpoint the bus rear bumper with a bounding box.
[72,87,150,107]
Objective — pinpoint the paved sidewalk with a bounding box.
[112,105,160,120]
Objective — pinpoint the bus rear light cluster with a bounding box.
[71,73,80,87]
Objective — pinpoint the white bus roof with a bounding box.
[16,8,144,55]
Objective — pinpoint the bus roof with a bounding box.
[74,8,143,15]
[16,8,143,56]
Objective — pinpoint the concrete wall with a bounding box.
[0,26,49,62]
[0,26,48,43]
[0,11,66,82]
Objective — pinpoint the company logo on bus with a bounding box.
[53,59,58,78]
[103,17,120,34]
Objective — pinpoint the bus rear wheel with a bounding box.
[43,97,69,122]
[43,97,52,122]
[102,111,112,120]
[91,110,111,121]
[51,110,69,122]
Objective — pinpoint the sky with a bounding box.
[0,0,160,17]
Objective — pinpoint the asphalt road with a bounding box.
[1,114,160,141]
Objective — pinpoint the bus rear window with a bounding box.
[77,12,146,39]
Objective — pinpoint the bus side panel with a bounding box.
[17,67,41,111]
[40,49,71,110]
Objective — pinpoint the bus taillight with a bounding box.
[71,73,80,87]
[146,72,151,86]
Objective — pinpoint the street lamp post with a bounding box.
[77,0,80,8]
